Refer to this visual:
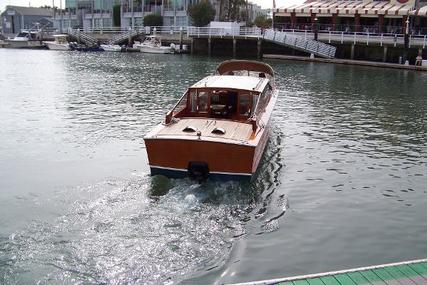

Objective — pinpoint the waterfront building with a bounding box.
[1,6,53,34]
[56,0,265,31]
[274,0,427,35]
[121,0,202,28]
[53,0,117,31]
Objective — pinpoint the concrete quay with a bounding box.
[263,54,427,71]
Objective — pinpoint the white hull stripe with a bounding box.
[150,165,252,176]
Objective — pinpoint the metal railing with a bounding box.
[67,28,98,46]
[275,23,427,36]
[66,26,427,49]
[108,29,142,45]
[186,27,336,58]
[264,29,336,58]
[285,30,427,48]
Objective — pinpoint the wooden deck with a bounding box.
[230,259,427,285]
[157,118,253,142]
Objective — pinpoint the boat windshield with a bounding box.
[16,32,29,38]
[179,89,258,121]
[55,36,67,43]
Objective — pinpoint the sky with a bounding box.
[0,0,304,13]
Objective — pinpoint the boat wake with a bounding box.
[0,163,283,285]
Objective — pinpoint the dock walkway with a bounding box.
[230,259,427,285]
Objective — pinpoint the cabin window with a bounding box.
[252,93,259,112]
[239,93,252,117]
[172,91,188,117]
[190,91,198,112]
[198,91,209,112]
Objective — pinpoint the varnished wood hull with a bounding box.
[144,132,269,180]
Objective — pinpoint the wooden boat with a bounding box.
[144,60,278,180]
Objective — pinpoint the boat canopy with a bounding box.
[216,60,274,77]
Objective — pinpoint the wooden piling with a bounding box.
[383,45,388,62]
[351,44,355,60]
[257,38,262,59]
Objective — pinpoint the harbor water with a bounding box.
[0,49,426,284]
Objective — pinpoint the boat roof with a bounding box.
[53,34,68,37]
[216,60,274,77]
[190,75,268,93]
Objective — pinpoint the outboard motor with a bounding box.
[187,161,209,182]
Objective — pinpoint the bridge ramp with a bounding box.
[264,29,336,59]
[67,29,98,47]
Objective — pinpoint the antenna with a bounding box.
[272,0,276,29]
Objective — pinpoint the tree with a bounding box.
[188,0,216,27]
[143,14,163,26]
[254,15,272,29]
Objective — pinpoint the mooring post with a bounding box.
[233,38,237,58]
[350,44,355,60]
[208,37,212,56]
[179,26,183,51]
[257,38,262,59]
[190,37,194,54]
[383,45,388,62]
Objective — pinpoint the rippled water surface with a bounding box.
[0,49,426,285]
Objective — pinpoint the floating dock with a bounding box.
[230,259,427,285]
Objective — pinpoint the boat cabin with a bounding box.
[13,30,38,40]
[53,34,68,44]
[143,35,162,46]
[165,61,275,128]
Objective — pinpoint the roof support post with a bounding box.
[378,14,384,34]
[355,13,360,33]
[332,13,337,31]
[290,12,296,29]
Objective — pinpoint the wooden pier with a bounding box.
[230,259,427,285]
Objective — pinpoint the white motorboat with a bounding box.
[5,30,43,48]
[137,36,174,54]
[44,34,70,51]
[100,44,122,52]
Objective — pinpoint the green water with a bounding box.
[0,49,426,284]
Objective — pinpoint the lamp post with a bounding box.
[404,18,410,64]
[314,17,319,41]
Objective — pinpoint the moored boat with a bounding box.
[144,60,278,180]
[5,30,43,48]
[137,36,174,54]
[44,34,70,51]
[100,44,122,52]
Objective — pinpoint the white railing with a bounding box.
[67,26,427,50]
[279,30,427,48]
[187,26,262,37]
